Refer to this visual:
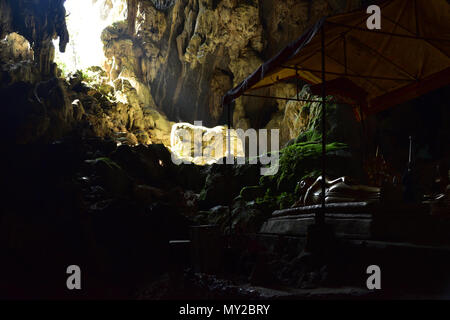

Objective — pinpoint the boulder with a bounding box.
[110,143,174,187]
[199,162,261,209]
[84,157,133,196]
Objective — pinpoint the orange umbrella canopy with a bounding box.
[223,0,450,115]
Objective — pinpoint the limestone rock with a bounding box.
[71,99,85,122]
[170,122,244,165]
[1,0,69,75]
[0,33,33,63]
[111,0,359,128]
[1,0,364,149]
[85,157,133,195]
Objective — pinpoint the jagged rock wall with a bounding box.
[0,0,175,146]
[0,0,69,76]
[0,0,363,146]
[117,0,362,130]
[0,0,74,144]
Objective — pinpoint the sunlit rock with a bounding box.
[0,33,33,63]
[112,0,359,128]
[170,122,244,165]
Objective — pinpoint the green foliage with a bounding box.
[257,141,348,209]
[276,192,297,209]
[255,188,278,211]
[294,96,340,144]
[266,141,347,190]
[296,127,321,143]
[56,61,70,77]
[254,189,297,211]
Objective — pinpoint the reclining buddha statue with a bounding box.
[298,175,381,206]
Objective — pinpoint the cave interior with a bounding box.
[0,0,449,300]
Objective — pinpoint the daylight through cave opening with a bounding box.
[53,0,127,74]
[49,0,245,163]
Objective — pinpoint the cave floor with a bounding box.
[137,234,450,300]
[138,270,447,300]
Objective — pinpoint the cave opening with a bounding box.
[53,0,127,75]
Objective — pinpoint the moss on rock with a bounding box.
[257,141,349,209]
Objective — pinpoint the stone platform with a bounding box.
[260,202,450,244]
[245,202,450,296]
[261,212,373,239]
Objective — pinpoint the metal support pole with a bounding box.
[226,102,233,247]
[227,102,232,159]
[359,104,366,167]
[343,35,348,75]
[319,23,326,225]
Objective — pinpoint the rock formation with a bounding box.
[0,0,364,147]
[0,0,69,75]
[170,122,244,165]
[0,0,174,146]
[110,0,363,131]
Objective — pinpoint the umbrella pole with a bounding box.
[319,22,326,225]
[305,20,334,256]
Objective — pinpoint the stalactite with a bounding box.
[127,0,138,36]
[1,0,69,76]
